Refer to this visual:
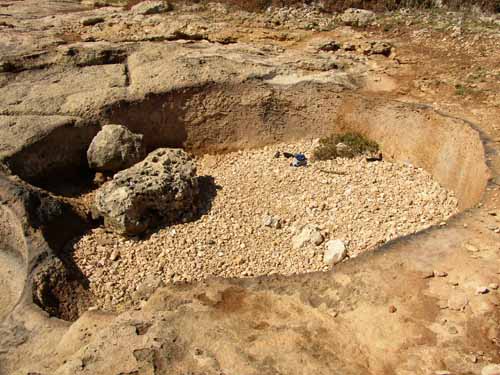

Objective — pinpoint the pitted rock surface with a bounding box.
[93,148,199,235]
[340,8,376,26]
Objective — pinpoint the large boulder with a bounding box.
[92,148,199,235]
[87,125,146,173]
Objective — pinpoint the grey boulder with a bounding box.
[87,124,146,173]
[93,148,199,235]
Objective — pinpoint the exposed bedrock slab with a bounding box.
[0,64,128,117]
[130,0,172,15]
[0,115,98,182]
[3,217,500,375]
[0,173,91,324]
[0,204,26,322]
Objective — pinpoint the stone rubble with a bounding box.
[72,140,458,310]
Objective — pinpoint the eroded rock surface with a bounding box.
[87,124,146,173]
[0,1,499,375]
[93,148,199,235]
[131,0,172,15]
[340,8,376,26]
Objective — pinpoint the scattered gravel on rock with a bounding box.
[71,140,458,311]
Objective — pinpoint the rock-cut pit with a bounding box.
[0,41,489,321]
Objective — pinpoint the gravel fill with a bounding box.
[71,140,458,311]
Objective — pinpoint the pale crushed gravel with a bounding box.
[71,140,459,311]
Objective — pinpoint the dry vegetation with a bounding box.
[313,133,380,160]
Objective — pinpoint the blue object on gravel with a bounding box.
[291,153,307,167]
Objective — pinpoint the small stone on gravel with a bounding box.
[476,287,490,295]
[435,271,448,277]
[463,243,480,252]
[262,215,282,229]
[323,239,347,265]
[110,250,120,261]
[292,224,324,249]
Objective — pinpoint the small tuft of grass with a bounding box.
[313,132,379,160]
[454,83,476,96]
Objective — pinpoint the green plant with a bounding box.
[313,132,379,160]
[455,84,467,96]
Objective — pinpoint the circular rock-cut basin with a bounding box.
[0,83,489,320]
[69,139,459,311]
